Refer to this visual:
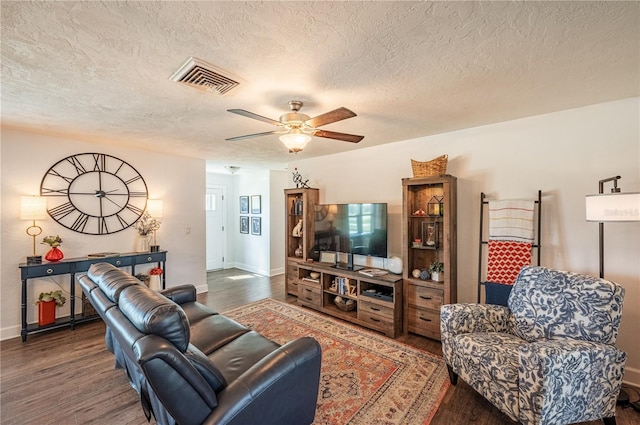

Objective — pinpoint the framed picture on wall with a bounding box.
[251,195,261,214]
[240,216,249,234]
[251,217,261,235]
[240,196,249,214]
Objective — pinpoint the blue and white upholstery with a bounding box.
[441,266,626,425]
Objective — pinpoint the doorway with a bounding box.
[206,186,226,270]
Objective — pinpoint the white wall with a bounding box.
[269,170,288,275]
[1,127,207,339]
[206,168,287,276]
[290,98,640,385]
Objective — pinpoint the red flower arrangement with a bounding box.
[150,267,163,276]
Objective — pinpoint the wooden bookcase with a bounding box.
[284,188,319,296]
[401,175,457,340]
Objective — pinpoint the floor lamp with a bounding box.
[585,175,640,405]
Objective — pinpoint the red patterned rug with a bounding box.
[224,299,450,425]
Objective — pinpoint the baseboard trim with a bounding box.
[623,366,640,388]
[0,325,21,341]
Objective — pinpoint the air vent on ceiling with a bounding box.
[169,57,242,96]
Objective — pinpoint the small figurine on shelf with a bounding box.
[292,219,303,237]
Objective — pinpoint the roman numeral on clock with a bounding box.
[49,202,76,220]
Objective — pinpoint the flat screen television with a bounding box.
[314,203,387,258]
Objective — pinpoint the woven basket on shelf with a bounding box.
[334,296,356,311]
[411,154,448,178]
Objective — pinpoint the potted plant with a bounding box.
[42,235,64,262]
[148,267,163,291]
[35,290,66,326]
[133,212,161,252]
[429,262,444,282]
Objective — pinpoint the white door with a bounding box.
[206,187,225,270]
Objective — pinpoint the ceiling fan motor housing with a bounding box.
[280,112,311,126]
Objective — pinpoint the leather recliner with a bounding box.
[79,263,322,425]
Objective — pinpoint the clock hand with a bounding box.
[103,196,123,209]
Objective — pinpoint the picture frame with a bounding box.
[240,216,249,234]
[240,196,249,214]
[251,195,261,214]
[251,217,262,235]
[319,251,337,264]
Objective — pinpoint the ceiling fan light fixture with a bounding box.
[279,130,311,153]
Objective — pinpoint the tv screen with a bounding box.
[314,203,387,258]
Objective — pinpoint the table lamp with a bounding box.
[20,196,48,264]
[146,199,163,252]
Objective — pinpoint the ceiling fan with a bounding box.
[225,100,364,153]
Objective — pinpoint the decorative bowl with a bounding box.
[309,272,320,279]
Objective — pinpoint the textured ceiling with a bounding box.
[2,1,639,172]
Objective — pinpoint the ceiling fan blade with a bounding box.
[225,131,279,141]
[313,129,364,143]
[305,107,357,128]
[227,109,281,126]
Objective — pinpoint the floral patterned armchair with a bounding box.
[441,266,626,425]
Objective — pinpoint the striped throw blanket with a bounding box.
[487,199,535,285]
[489,200,535,242]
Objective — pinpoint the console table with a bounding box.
[18,250,167,342]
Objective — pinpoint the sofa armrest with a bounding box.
[203,337,322,425]
[518,339,626,425]
[134,334,218,425]
[159,284,197,304]
[440,303,511,337]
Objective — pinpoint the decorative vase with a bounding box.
[387,256,403,274]
[148,275,161,291]
[38,300,56,326]
[294,243,303,258]
[45,247,64,262]
[136,235,151,252]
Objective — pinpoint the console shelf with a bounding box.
[291,260,403,338]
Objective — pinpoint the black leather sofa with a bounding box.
[79,263,322,425]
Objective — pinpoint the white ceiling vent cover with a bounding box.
[170,57,242,96]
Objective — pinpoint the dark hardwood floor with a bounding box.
[1,268,638,424]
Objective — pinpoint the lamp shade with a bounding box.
[146,199,163,218]
[279,130,311,153]
[20,196,48,220]
[585,192,640,222]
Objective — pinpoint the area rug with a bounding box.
[223,298,450,425]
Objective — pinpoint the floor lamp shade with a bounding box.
[585,193,640,222]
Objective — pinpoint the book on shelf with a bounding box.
[87,252,120,258]
[358,268,389,277]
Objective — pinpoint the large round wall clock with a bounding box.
[40,153,148,235]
